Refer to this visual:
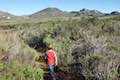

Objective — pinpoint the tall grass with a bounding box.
[0,30,44,80]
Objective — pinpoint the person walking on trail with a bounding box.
[46,44,58,80]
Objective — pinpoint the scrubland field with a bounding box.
[0,10,120,80]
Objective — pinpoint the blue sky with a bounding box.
[0,0,120,15]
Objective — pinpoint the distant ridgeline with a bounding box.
[0,8,120,20]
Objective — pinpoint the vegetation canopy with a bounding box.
[0,9,120,80]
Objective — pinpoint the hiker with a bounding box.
[46,44,58,80]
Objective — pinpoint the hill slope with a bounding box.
[29,8,73,19]
[0,11,18,20]
[71,8,105,16]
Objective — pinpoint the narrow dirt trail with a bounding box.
[37,53,66,80]
[36,53,86,80]
[37,54,50,80]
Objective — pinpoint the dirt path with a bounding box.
[37,54,86,80]
[36,53,66,80]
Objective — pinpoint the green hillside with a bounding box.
[0,16,120,80]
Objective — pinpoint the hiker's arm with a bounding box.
[54,52,58,65]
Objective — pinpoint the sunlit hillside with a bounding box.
[0,8,120,80]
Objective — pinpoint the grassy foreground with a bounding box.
[0,16,120,80]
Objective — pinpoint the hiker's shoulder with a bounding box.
[48,49,55,53]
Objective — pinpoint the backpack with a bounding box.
[44,53,48,64]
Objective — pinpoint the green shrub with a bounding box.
[0,62,44,80]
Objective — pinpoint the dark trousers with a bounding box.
[48,64,56,80]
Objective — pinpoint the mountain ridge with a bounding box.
[29,7,73,19]
[0,11,16,20]
[0,7,120,20]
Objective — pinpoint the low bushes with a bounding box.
[0,62,43,80]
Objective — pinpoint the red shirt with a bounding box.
[47,49,55,65]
